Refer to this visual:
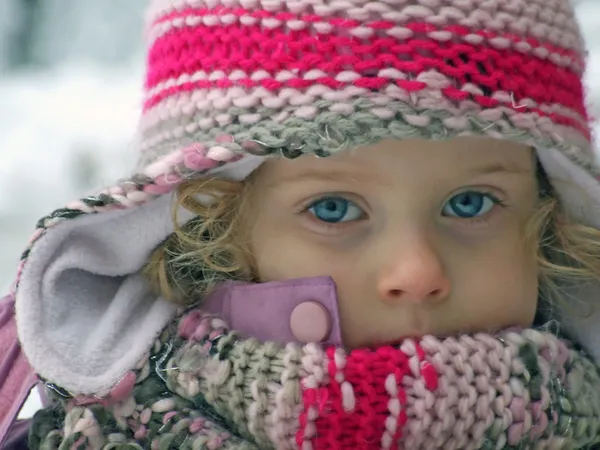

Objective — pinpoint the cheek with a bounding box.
[251,225,353,282]
[456,235,539,326]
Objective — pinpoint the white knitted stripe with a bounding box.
[266,343,303,450]
[144,0,584,55]
[331,349,356,413]
[144,69,395,103]
[380,373,401,450]
[397,339,432,450]
[298,343,330,450]
[141,75,588,134]
[247,376,270,446]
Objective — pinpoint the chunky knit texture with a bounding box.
[29,307,600,450]
[135,0,593,173]
[13,1,600,449]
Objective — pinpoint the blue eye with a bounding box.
[442,192,498,218]
[307,197,364,223]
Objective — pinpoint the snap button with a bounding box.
[290,301,331,343]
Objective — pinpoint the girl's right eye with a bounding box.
[307,196,364,223]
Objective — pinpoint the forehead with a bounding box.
[257,137,535,183]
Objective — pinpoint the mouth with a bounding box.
[368,333,425,349]
[354,313,451,349]
[379,336,417,346]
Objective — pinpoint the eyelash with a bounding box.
[298,193,367,231]
[449,192,507,229]
[299,190,508,231]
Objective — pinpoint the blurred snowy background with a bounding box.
[0,0,146,293]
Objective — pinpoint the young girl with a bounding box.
[3,0,600,448]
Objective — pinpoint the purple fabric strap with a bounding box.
[0,294,38,450]
[202,276,343,346]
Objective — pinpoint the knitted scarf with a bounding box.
[29,307,600,450]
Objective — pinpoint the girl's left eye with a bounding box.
[307,197,364,223]
[442,191,500,218]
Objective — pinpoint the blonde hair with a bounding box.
[533,167,600,317]
[143,176,255,305]
[143,165,600,316]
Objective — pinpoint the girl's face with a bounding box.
[248,137,540,348]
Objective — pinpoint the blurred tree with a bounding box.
[2,0,145,71]
[7,0,41,69]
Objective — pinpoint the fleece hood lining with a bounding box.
[16,194,183,395]
[14,147,600,395]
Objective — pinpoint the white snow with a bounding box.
[0,62,142,419]
[0,62,141,293]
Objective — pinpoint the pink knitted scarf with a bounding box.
[29,304,600,450]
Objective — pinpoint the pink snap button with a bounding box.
[290,301,331,343]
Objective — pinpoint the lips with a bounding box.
[374,338,415,348]
[365,331,425,349]
[344,308,445,349]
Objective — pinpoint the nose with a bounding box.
[377,236,451,305]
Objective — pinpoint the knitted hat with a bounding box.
[13,0,600,398]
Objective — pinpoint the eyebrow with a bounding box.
[268,162,531,188]
[266,170,383,188]
[464,163,532,177]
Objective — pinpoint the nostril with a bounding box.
[386,288,447,302]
